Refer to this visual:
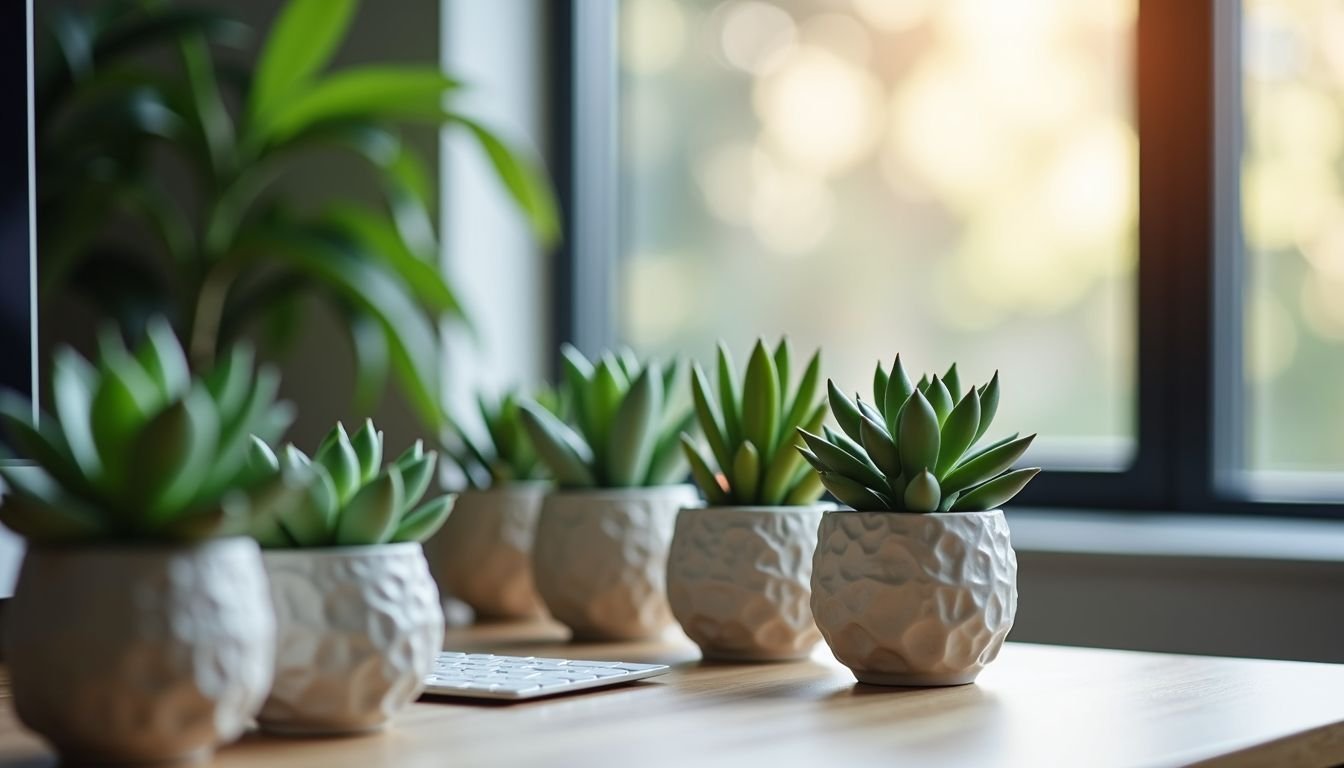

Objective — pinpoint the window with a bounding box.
[551,0,1344,516]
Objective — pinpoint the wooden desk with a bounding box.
[2,622,1344,767]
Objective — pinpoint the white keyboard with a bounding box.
[422,652,671,700]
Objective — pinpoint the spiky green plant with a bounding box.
[0,320,292,544]
[681,339,827,506]
[248,419,454,547]
[518,346,691,489]
[798,357,1040,513]
[446,386,561,488]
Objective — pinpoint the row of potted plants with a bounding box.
[429,339,1038,686]
[0,324,454,762]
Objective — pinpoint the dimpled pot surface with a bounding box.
[427,485,546,619]
[532,486,698,640]
[4,538,275,764]
[260,543,444,734]
[811,510,1018,686]
[667,506,824,661]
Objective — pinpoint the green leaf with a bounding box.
[818,472,890,511]
[50,349,102,481]
[927,375,953,426]
[0,466,103,544]
[730,441,761,502]
[903,469,941,513]
[315,423,362,505]
[180,34,235,177]
[974,371,1001,445]
[827,379,864,445]
[275,459,338,546]
[681,436,729,505]
[323,204,466,318]
[781,349,821,438]
[585,356,626,464]
[883,354,914,435]
[89,344,160,486]
[134,317,190,402]
[645,412,693,486]
[249,0,357,128]
[399,452,438,511]
[690,364,733,473]
[942,434,1036,496]
[897,389,940,482]
[335,466,404,545]
[741,341,780,459]
[351,418,383,484]
[347,310,389,415]
[773,338,793,404]
[449,115,560,247]
[262,67,461,143]
[872,360,889,405]
[760,403,822,506]
[951,468,1041,511]
[716,343,742,446]
[392,494,455,543]
[859,414,901,484]
[798,430,886,491]
[607,362,662,487]
[943,363,962,401]
[132,388,220,521]
[518,403,596,487]
[782,470,824,506]
[936,388,981,478]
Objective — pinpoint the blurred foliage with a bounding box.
[36,0,559,430]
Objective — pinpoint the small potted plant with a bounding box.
[430,387,561,619]
[0,323,285,764]
[519,346,696,641]
[668,339,829,661]
[247,420,453,735]
[801,357,1039,686]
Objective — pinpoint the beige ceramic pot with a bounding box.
[532,485,698,640]
[666,506,825,661]
[811,510,1018,686]
[4,537,275,764]
[259,542,444,735]
[426,484,547,619]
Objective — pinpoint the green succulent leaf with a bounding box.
[799,429,887,490]
[927,375,954,426]
[827,379,864,445]
[731,441,761,503]
[0,466,103,543]
[951,467,1041,511]
[645,412,693,486]
[682,435,729,505]
[872,360,889,406]
[783,470,825,505]
[608,362,662,487]
[351,418,383,484]
[135,317,190,401]
[392,493,455,543]
[51,349,102,481]
[398,451,438,511]
[334,465,404,545]
[897,390,940,482]
[716,343,742,446]
[818,471,890,511]
[883,355,914,435]
[903,469,941,513]
[314,422,362,505]
[859,413,902,484]
[741,341,780,460]
[781,349,821,436]
[936,388,981,478]
[974,371,1001,445]
[943,363,962,401]
[773,338,793,404]
[941,433,1036,496]
[518,402,596,488]
[690,364,733,473]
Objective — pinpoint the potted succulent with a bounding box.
[519,346,696,641]
[668,339,829,661]
[247,420,453,735]
[0,321,285,764]
[801,358,1039,686]
[430,387,560,619]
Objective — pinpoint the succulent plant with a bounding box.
[446,386,562,488]
[518,346,691,489]
[798,357,1040,513]
[0,321,293,544]
[681,339,827,506]
[248,419,454,547]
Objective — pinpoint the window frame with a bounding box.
[546,0,1344,519]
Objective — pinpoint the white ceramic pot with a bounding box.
[426,484,547,619]
[532,485,698,641]
[4,538,275,764]
[259,542,444,735]
[666,506,825,661]
[811,510,1018,686]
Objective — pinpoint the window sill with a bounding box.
[1009,508,1344,563]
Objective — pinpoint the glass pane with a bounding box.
[617,0,1137,468]
[1242,0,1344,486]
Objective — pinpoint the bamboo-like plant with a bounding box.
[518,347,691,489]
[36,0,558,427]
[682,339,827,506]
[0,320,292,543]
[798,357,1040,512]
[248,419,453,547]
[445,386,561,488]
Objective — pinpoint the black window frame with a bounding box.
[546,0,1344,519]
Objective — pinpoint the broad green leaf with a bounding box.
[399,452,438,511]
[261,67,460,142]
[859,414,901,483]
[927,375,953,426]
[974,371,1001,445]
[347,309,389,416]
[798,430,886,490]
[322,204,466,318]
[518,403,596,487]
[741,341,779,460]
[690,364,733,473]
[827,379,864,445]
[135,317,190,401]
[872,360,888,405]
[883,355,914,435]
[943,363,962,401]
[249,0,357,127]
[773,338,793,404]
[51,348,102,481]
[351,418,383,484]
[133,387,220,521]
[716,343,742,445]
[936,388,981,478]
[781,350,821,437]
[951,468,1041,511]
[730,441,761,502]
[903,469,941,513]
[818,472,890,511]
[392,494,455,543]
[449,115,560,247]
[180,34,234,177]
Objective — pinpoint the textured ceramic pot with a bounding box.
[426,484,547,619]
[4,538,275,764]
[532,485,698,640]
[811,510,1018,686]
[259,542,444,735]
[666,506,825,661]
